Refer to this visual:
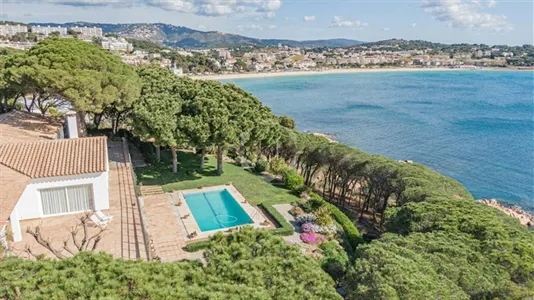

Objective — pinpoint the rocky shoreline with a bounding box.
[479,199,534,228]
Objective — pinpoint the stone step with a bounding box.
[140,185,164,196]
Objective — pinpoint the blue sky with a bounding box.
[1,0,533,45]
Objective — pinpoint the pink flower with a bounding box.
[301,223,313,233]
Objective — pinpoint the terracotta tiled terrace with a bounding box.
[140,193,191,261]
[10,140,149,260]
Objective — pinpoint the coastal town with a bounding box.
[1,23,533,79]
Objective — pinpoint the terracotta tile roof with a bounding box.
[0,110,63,144]
[0,136,108,179]
[0,165,31,227]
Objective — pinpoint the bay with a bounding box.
[224,71,534,212]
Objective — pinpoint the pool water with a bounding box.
[184,189,253,232]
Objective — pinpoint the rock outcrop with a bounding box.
[479,199,534,228]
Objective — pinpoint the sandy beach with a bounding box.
[191,67,518,80]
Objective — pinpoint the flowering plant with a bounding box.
[300,232,327,244]
[301,223,313,233]
[295,213,316,225]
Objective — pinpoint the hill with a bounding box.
[29,22,364,48]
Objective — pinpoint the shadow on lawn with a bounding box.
[135,151,226,186]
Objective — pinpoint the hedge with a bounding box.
[309,192,363,249]
[260,202,294,236]
[184,240,211,252]
[282,169,305,190]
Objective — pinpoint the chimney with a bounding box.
[65,111,79,139]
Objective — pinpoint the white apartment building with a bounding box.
[69,26,103,38]
[0,24,28,37]
[100,37,133,52]
[31,25,67,36]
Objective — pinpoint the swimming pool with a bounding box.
[184,189,253,232]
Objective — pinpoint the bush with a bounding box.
[269,157,288,175]
[289,206,304,217]
[309,192,362,249]
[254,159,269,173]
[300,232,326,244]
[301,223,313,233]
[184,240,211,252]
[300,201,314,213]
[294,184,309,195]
[320,241,349,283]
[314,206,333,226]
[282,169,304,190]
[295,213,316,225]
[279,116,296,129]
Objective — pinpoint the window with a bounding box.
[40,185,94,216]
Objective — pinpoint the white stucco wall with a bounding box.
[14,171,109,221]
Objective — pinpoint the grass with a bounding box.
[136,150,300,206]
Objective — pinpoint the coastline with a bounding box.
[190,67,527,81]
[479,199,534,228]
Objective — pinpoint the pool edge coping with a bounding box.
[173,184,269,241]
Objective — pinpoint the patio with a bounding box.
[140,185,272,261]
[9,141,148,260]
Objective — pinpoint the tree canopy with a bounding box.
[0,228,341,299]
[4,38,140,115]
[132,64,184,172]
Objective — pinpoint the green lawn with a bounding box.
[136,150,300,206]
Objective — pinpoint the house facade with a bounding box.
[0,110,109,244]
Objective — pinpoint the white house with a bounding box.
[0,111,109,244]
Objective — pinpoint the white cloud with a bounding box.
[31,0,282,17]
[422,0,512,32]
[268,25,277,29]
[265,11,276,19]
[198,24,207,30]
[330,16,368,30]
[383,27,390,31]
[411,23,417,28]
[488,0,496,8]
[303,15,316,22]
[237,24,264,31]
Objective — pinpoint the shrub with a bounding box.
[300,201,314,213]
[254,159,269,173]
[320,241,349,283]
[312,224,338,235]
[301,232,327,244]
[289,206,304,217]
[314,206,333,226]
[279,116,296,129]
[282,169,304,190]
[295,213,316,225]
[301,223,313,233]
[269,157,288,175]
[294,184,309,195]
[309,192,362,249]
[184,240,211,252]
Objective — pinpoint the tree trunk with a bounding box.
[93,113,103,129]
[200,147,206,170]
[257,140,262,160]
[216,145,224,175]
[171,147,177,173]
[155,146,161,163]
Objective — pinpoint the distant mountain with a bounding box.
[30,22,365,48]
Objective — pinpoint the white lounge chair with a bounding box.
[90,214,110,228]
[95,210,113,222]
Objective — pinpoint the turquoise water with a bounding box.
[184,189,253,232]
[224,71,534,212]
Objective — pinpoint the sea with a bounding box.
[223,71,534,212]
